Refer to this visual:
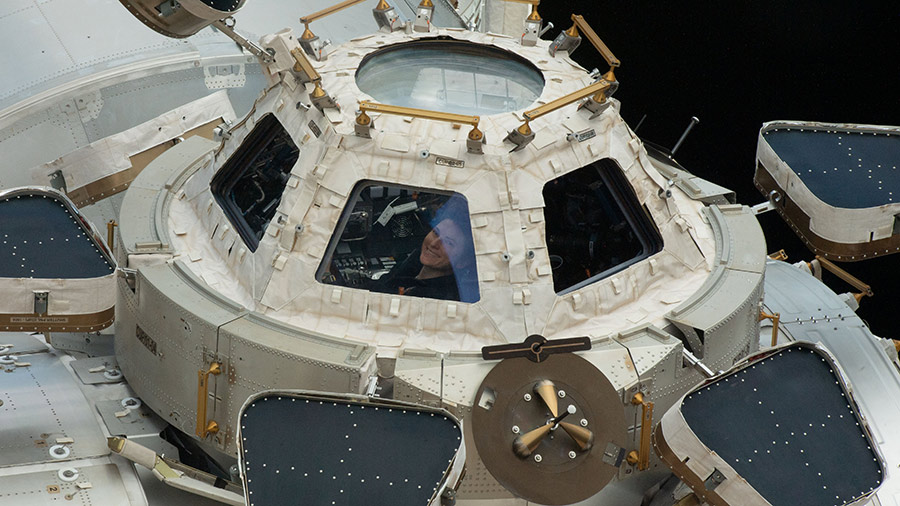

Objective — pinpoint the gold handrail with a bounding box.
[507,80,611,143]
[107,220,118,252]
[356,100,484,144]
[759,310,781,347]
[571,15,620,71]
[300,0,368,26]
[814,255,874,298]
[196,362,222,438]
[359,101,479,127]
[626,392,654,470]
[524,80,612,123]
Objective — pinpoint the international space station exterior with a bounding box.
[1,1,899,505]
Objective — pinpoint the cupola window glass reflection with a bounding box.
[317,183,479,303]
[355,39,545,116]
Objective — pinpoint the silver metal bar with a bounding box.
[682,348,716,378]
[212,19,274,63]
[671,116,699,155]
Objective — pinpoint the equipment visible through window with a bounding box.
[211,113,299,252]
[543,159,662,294]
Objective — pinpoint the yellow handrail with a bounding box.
[196,362,222,438]
[626,392,654,470]
[357,100,484,142]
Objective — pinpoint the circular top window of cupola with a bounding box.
[355,38,545,117]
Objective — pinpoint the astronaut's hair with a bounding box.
[430,194,472,239]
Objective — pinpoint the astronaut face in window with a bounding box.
[419,218,468,278]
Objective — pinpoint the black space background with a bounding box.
[538,2,900,338]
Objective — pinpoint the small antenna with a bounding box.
[671,116,699,155]
[633,114,647,133]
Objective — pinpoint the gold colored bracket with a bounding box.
[196,362,222,438]
[356,100,484,153]
[626,392,654,470]
[288,48,338,110]
[759,310,781,347]
[290,48,321,83]
[533,379,558,417]
[814,255,874,298]
[768,249,788,261]
[107,220,118,252]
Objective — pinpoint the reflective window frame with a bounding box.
[355,37,545,117]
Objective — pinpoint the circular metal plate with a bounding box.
[471,354,627,505]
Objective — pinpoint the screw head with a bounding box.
[580,418,588,427]
[512,425,520,434]
[523,393,532,401]
[534,454,542,463]
[568,451,577,459]
[558,390,566,398]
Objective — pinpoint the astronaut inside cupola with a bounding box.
[318,184,479,303]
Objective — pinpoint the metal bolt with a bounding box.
[511,425,520,434]
[534,454,542,463]
[580,418,588,427]
[524,393,532,401]
[558,390,566,398]
[568,451,577,459]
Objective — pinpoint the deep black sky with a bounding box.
[540,3,900,336]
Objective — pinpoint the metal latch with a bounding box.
[33,291,49,316]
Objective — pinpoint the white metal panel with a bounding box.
[41,0,187,66]
[0,352,109,467]
[0,0,34,19]
[0,4,75,102]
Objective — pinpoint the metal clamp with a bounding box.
[196,362,222,438]
[413,0,434,33]
[502,0,542,46]
[626,392,653,470]
[372,0,401,32]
